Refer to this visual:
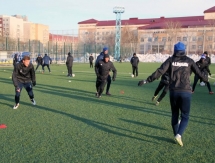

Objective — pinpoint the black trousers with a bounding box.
[42,64,51,72]
[132,66,138,76]
[15,82,34,104]
[106,75,111,93]
[96,79,107,96]
[154,82,169,102]
[96,75,112,95]
[192,74,212,92]
[35,63,42,71]
[67,66,72,76]
[90,61,93,68]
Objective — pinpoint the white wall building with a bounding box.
[0,15,24,41]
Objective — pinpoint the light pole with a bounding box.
[113,6,125,60]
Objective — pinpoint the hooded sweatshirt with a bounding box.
[146,42,208,92]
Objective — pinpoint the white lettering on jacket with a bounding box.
[172,62,188,67]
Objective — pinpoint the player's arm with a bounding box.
[49,57,52,64]
[95,62,100,77]
[147,57,171,82]
[30,64,36,86]
[138,57,171,86]
[12,64,19,89]
[110,63,117,80]
[130,57,133,64]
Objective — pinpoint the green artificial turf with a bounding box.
[0,62,215,163]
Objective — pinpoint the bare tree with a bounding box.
[165,21,182,53]
[182,28,196,54]
[207,18,215,54]
[121,23,139,56]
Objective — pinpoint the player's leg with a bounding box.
[152,82,164,101]
[42,64,45,72]
[206,82,214,94]
[175,92,191,146]
[25,83,36,105]
[47,64,51,72]
[98,80,107,97]
[35,64,39,71]
[13,83,24,109]
[96,79,101,97]
[170,91,180,136]
[132,66,135,76]
[106,75,112,95]
[136,66,138,77]
[157,84,169,102]
[192,75,199,93]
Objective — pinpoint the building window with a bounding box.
[102,32,104,35]
[168,37,171,41]
[148,37,152,42]
[208,36,212,41]
[141,38,144,42]
[192,37,196,41]
[154,37,158,41]
[198,45,202,49]
[183,37,187,41]
[177,37,181,41]
[162,37,166,41]
[208,45,212,49]
[198,37,203,41]
[148,45,151,49]
[192,45,196,49]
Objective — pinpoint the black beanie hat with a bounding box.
[104,54,109,58]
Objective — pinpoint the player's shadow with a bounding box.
[119,118,167,131]
[0,94,156,144]
[36,83,171,117]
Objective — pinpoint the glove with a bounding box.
[32,81,36,86]
[209,72,211,76]
[112,78,115,81]
[16,87,20,92]
[138,80,148,86]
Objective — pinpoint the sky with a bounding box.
[0,0,214,31]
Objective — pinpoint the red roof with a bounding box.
[78,19,98,24]
[204,6,215,13]
[49,34,78,42]
[79,16,204,27]
[138,19,210,30]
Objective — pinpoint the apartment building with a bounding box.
[0,15,24,41]
[0,18,2,37]
[78,6,215,54]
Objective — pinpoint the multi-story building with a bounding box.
[78,6,215,54]
[0,15,24,41]
[0,17,2,37]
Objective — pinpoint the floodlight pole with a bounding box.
[113,6,125,60]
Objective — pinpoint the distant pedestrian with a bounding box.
[66,52,73,77]
[12,55,36,109]
[89,54,94,68]
[35,54,43,71]
[130,53,139,77]
[42,54,52,73]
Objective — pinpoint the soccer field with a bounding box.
[0,63,215,162]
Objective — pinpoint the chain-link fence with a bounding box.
[1,28,215,65]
